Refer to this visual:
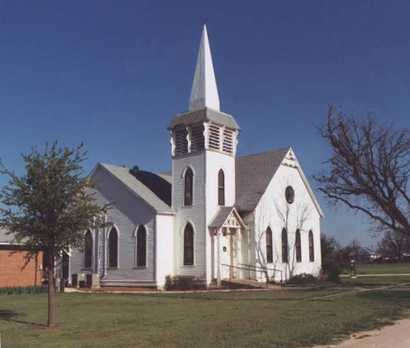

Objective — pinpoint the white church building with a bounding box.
[70,26,323,289]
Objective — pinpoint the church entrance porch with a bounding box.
[219,227,241,280]
[209,207,247,287]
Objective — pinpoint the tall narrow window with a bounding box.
[218,169,225,206]
[184,168,193,206]
[84,230,92,269]
[183,223,194,266]
[295,229,302,263]
[266,227,273,263]
[309,230,315,262]
[108,227,118,268]
[282,228,288,263]
[136,226,147,267]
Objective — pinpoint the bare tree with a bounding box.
[275,202,310,278]
[253,197,311,284]
[315,106,410,237]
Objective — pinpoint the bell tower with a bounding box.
[169,25,240,284]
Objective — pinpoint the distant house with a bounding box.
[0,229,43,287]
[68,25,324,289]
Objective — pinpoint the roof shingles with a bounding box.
[235,148,289,212]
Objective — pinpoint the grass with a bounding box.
[342,275,410,287]
[1,282,410,348]
[356,263,410,275]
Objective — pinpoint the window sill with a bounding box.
[133,266,147,270]
[107,267,119,270]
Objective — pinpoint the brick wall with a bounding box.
[0,247,43,287]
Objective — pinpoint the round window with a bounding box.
[285,186,295,204]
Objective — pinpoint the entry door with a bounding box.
[229,229,238,279]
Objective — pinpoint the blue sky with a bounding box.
[0,1,409,248]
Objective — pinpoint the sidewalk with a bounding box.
[316,318,410,348]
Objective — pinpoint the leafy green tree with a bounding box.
[0,143,108,328]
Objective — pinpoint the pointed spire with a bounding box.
[189,25,220,112]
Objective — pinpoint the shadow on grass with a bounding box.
[0,309,46,328]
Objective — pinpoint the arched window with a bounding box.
[309,230,315,262]
[266,227,273,263]
[108,227,118,268]
[136,225,147,267]
[295,229,302,263]
[282,228,288,263]
[183,223,194,266]
[184,168,193,206]
[84,230,92,269]
[218,169,225,206]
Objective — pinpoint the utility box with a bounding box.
[91,273,100,289]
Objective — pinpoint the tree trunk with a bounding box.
[47,251,56,328]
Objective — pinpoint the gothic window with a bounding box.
[108,227,119,268]
[285,186,295,204]
[282,228,288,263]
[136,226,147,267]
[218,169,225,206]
[309,230,315,262]
[84,230,92,269]
[266,227,273,263]
[183,223,194,266]
[296,229,302,263]
[184,168,193,206]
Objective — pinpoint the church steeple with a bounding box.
[189,25,220,112]
[169,25,239,159]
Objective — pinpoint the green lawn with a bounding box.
[356,263,410,275]
[1,284,410,348]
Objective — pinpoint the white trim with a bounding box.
[289,147,324,218]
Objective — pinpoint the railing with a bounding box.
[221,263,284,286]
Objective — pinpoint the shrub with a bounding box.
[321,235,344,282]
[164,275,205,291]
[288,273,318,285]
[0,286,47,295]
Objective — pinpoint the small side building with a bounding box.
[0,229,43,287]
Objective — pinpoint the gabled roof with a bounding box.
[129,169,171,206]
[96,163,173,214]
[209,206,246,229]
[236,148,289,212]
[236,148,324,217]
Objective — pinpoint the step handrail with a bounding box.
[221,263,284,285]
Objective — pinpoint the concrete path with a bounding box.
[316,318,410,348]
